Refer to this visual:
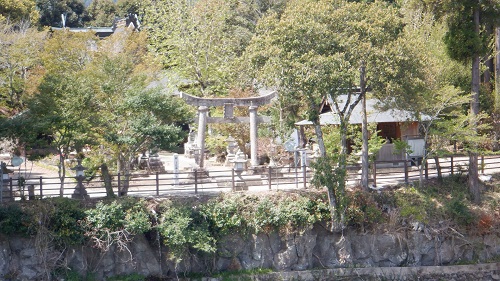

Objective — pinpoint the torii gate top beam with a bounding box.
[179,91,276,107]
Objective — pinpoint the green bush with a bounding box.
[445,196,474,226]
[251,195,330,232]
[200,194,248,236]
[394,187,431,223]
[0,204,33,235]
[157,202,216,260]
[200,192,331,235]
[43,198,86,246]
[84,198,152,235]
[346,190,384,229]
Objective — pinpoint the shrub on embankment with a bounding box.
[1,173,499,279]
[1,176,499,253]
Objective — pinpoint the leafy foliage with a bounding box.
[310,156,348,223]
[0,20,46,116]
[36,0,88,27]
[346,190,384,230]
[84,198,152,236]
[32,197,87,247]
[157,202,216,261]
[0,204,33,235]
[0,0,39,23]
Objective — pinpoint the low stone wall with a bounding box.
[1,224,500,280]
[203,263,500,281]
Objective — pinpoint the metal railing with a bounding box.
[0,165,313,202]
[1,155,499,202]
[369,155,500,186]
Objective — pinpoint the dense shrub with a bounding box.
[0,204,33,235]
[200,193,248,236]
[200,192,331,235]
[156,201,216,260]
[394,187,433,223]
[445,196,474,226]
[82,198,153,251]
[346,190,384,230]
[49,198,87,245]
[84,198,152,235]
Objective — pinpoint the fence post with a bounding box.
[156,172,159,196]
[301,150,307,189]
[194,169,198,194]
[404,160,409,184]
[373,163,377,187]
[450,156,454,175]
[9,178,13,200]
[424,159,428,180]
[268,166,272,191]
[481,155,485,174]
[231,169,235,192]
[303,165,307,189]
[28,185,35,200]
[39,176,43,198]
[117,173,121,197]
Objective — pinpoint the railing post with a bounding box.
[451,156,454,175]
[404,160,409,184]
[39,176,43,198]
[303,165,307,189]
[194,169,198,194]
[268,166,272,191]
[301,150,307,189]
[373,163,377,187]
[231,169,235,192]
[424,159,429,180]
[156,172,159,196]
[117,173,121,197]
[9,178,13,200]
[481,155,485,174]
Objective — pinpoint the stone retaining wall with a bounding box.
[1,224,500,280]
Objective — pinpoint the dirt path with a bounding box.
[12,160,60,180]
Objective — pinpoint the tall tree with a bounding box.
[25,31,98,196]
[144,0,284,97]
[88,30,193,195]
[0,20,46,116]
[37,0,88,27]
[374,3,473,187]
[247,0,413,224]
[85,0,116,27]
[417,0,500,203]
[0,0,39,23]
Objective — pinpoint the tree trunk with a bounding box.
[496,27,500,112]
[468,7,481,204]
[434,156,442,183]
[100,163,115,198]
[360,62,369,190]
[418,158,425,188]
[117,153,131,196]
[58,151,65,197]
[339,120,349,158]
[313,123,326,157]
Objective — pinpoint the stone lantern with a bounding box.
[71,159,88,199]
[225,135,238,165]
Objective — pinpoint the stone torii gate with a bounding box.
[180,91,276,168]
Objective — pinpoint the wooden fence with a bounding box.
[1,155,499,202]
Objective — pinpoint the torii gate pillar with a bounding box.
[197,106,209,169]
[249,106,258,166]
